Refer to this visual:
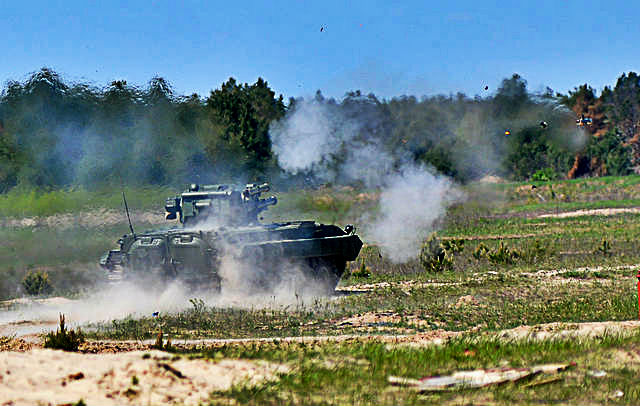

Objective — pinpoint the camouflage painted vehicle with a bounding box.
[100,183,362,292]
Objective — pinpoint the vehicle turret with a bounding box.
[164,183,277,226]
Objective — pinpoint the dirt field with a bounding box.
[4,178,640,405]
[2,318,640,405]
[0,349,288,405]
[0,209,165,228]
[537,207,640,219]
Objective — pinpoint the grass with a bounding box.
[197,331,640,405]
[0,223,157,299]
[85,268,638,340]
[4,176,640,404]
[0,186,174,218]
[75,175,640,344]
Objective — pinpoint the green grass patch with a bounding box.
[198,331,640,405]
[0,186,173,218]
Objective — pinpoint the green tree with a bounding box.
[585,130,632,176]
[205,77,285,178]
[493,74,530,118]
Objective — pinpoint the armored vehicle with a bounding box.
[100,183,362,293]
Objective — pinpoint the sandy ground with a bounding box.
[0,252,638,403]
[1,295,640,404]
[336,280,461,293]
[537,207,640,219]
[441,232,554,241]
[1,205,638,229]
[494,320,640,341]
[0,349,288,406]
[0,209,167,228]
[520,263,638,278]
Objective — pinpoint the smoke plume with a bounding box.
[270,98,463,261]
[367,166,461,261]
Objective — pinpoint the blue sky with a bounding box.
[2,0,639,100]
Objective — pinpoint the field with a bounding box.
[2,176,640,405]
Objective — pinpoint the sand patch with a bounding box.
[0,349,288,405]
[478,175,504,184]
[336,311,432,330]
[337,280,461,293]
[495,320,640,341]
[538,207,640,219]
[0,209,167,229]
[521,264,638,279]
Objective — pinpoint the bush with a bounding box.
[595,238,612,256]
[351,260,371,278]
[419,234,453,273]
[486,241,521,264]
[473,241,522,264]
[472,243,489,260]
[521,239,554,262]
[585,130,632,176]
[531,168,557,182]
[22,270,53,296]
[43,314,84,351]
[441,238,465,254]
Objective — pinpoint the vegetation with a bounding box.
[418,234,453,272]
[43,314,84,351]
[0,185,173,217]
[70,175,640,342]
[1,69,640,195]
[201,333,640,405]
[1,174,640,404]
[4,63,640,406]
[21,270,53,296]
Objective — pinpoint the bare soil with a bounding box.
[2,300,639,405]
[0,349,288,405]
[538,207,640,219]
[0,209,167,228]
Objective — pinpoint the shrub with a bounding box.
[531,168,557,182]
[486,241,521,264]
[472,241,522,264]
[351,260,371,278]
[43,314,84,351]
[595,238,612,256]
[22,270,53,296]
[472,243,489,260]
[521,239,554,262]
[441,238,465,254]
[419,234,453,273]
[189,298,206,314]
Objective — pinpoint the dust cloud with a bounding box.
[0,281,192,336]
[0,259,331,337]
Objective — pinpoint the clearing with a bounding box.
[3,176,640,404]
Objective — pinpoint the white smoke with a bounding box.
[0,268,331,337]
[270,98,464,262]
[270,101,343,174]
[367,166,461,261]
[214,253,331,307]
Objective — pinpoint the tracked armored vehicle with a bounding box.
[100,183,362,292]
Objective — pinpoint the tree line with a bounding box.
[0,68,638,192]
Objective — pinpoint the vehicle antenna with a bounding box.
[122,191,136,238]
